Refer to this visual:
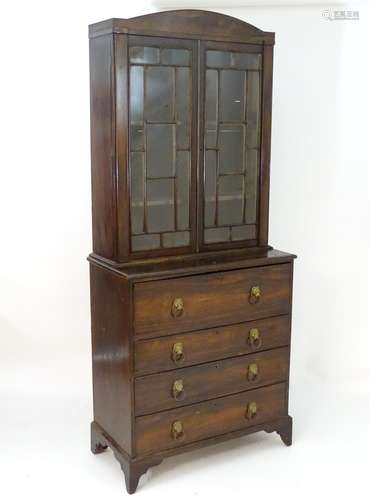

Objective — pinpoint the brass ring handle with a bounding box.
[171,297,184,318]
[172,379,185,401]
[245,401,258,420]
[172,420,184,440]
[248,328,262,349]
[247,363,259,382]
[249,286,261,305]
[172,342,185,365]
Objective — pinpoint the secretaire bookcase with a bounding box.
[88,9,296,494]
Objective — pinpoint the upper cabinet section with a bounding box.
[89,10,274,263]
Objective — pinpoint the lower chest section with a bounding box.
[132,262,293,456]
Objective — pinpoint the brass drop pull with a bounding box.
[172,342,185,365]
[171,297,184,318]
[248,328,262,349]
[249,286,261,304]
[247,363,259,382]
[172,379,185,400]
[171,420,184,440]
[245,401,258,420]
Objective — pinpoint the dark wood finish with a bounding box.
[89,9,296,494]
[277,414,293,446]
[258,44,274,246]
[90,264,133,454]
[285,261,294,415]
[119,454,163,494]
[115,34,130,261]
[135,383,286,455]
[89,248,295,278]
[134,263,291,337]
[89,11,275,45]
[89,10,276,263]
[91,421,163,494]
[92,416,291,494]
[135,347,289,415]
[135,315,290,375]
[89,35,117,260]
[91,421,108,455]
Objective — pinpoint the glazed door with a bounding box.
[128,36,197,256]
[199,41,263,250]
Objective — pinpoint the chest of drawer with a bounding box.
[135,347,289,416]
[134,264,292,338]
[134,315,290,375]
[135,383,287,455]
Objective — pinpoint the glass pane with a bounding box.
[218,175,244,226]
[204,150,217,227]
[231,225,256,241]
[130,153,144,235]
[145,66,174,122]
[162,49,190,66]
[130,67,144,122]
[176,68,190,149]
[218,124,245,174]
[132,234,160,251]
[220,70,246,122]
[207,50,261,70]
[246,72,261,148]
[207,51,231,67]
[147,179,174,233]
[203,49,261,245]
[176,151,190,230]
[146,124,175,178]
[205,69,218,149]
[129,42,193,253]
[129,46,159,64]
[130,124,144,152]
[130,67,144,151]
[162,231,190,248]
[204,227,230,243]
[245,149,258,224]
[231,52,261,70]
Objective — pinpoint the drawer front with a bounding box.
[134,264,291,337]
[135,347,289,416]
[135,383,286,455]
[135,315,290,375]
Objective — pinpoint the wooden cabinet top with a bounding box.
[89,10,275,45]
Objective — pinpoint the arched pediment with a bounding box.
[89,10,274,45]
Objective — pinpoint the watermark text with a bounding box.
[322,10,360,21]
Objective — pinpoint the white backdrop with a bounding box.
[1,1,368,499]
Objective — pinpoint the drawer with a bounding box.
[135,347,289,416]
[134,264,291,337]
[135,315,290,375]
[135,383,286,455]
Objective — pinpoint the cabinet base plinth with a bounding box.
[265,414,293,446]
[91,416,293,494]
[91,422,162,494]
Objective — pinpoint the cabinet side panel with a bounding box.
[89,35,117,259]
[285,260,294,415]
[90,264,132,454]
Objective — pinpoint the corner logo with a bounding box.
[322,10,360,21]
